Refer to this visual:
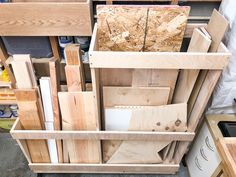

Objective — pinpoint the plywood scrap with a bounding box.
[97,5,190,52]
[97,5,147,51]
[103,86,170,107]
[107,141,169,164]
[145,6,190,52]
[104,103,187,163]
[101,68,133,86]
[132,69,178,103]
[58,92,100,163]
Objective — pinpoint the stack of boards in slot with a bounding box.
[97,5,190,164]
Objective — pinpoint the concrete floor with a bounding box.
[0,133,189,177]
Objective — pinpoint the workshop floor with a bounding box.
[0,133,189,177]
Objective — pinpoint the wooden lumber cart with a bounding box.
[0,1,230,175]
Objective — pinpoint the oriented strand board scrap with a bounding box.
[146,6,190,52]
[97,6,147,51]
[97,5,190,52]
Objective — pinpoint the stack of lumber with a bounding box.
[58,44,100,163]
[11,54,50,163]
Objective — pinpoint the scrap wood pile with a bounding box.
[11,4,230,166]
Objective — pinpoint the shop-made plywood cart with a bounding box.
[0,0,230,174]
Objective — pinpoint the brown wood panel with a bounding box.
[0,2,92,36]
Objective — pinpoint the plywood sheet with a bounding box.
[97,5,190,52]
[103,86,170,107]
[58,92,100,163]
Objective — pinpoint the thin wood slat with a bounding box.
[49,59,63,163]
[173,28,211,104]
[11,119,195,141]
[29,163,180,174]
[0,2,93,36]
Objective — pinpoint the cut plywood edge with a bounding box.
[58,91,100,163]
[103,86,170,107]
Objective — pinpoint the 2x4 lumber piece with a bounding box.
[15,89,50,163]
[58,92,100,163]
[49,37,60,59]
[103,86,170,107]
[49,59,63,163]
[11,55,37,88]
[65,44,85,91]
[0,2,93,36]
[29,163,180,174]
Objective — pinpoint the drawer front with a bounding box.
[186,123,221,177]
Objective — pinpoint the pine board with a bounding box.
[58,92,100,163]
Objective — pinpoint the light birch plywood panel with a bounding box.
[103,86,170,107]
[103,103,187,163]
[58,92,100,163]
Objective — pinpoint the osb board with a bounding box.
[97,5,190,52]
